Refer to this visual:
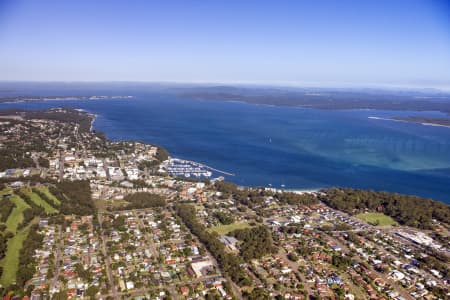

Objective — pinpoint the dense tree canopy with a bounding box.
[244,287,271,300]
[214,181,318,208]
[49,180,96,215]
[0,231,14,261]
[24,108,94,133]
[137,160,159,171]
[274,191,318,206]
[122,192,166,209]
[176,204,251,287]
[155,147,169,162]
[0,148,35,170]
[37,157,50,168]
[230,225,277,261]
[320,188,450,229]
[16,224,44,287]
[0,198,15,223]
[214,211,234,225]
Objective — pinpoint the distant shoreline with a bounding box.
[89,113,97,132]
[178,86,450,114]
[0,95,134,104]
[368,116,450,128]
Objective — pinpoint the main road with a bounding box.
[49,225,63,294]
[98,213,119,300]
[133,210,178,300]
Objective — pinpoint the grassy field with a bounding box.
[22,188,58,214]
[0,187,12,196]
[0,224,31,286]
[209,222,251,235]
[35,186,60,206]
[5,195,30,233]
[94,199,129,212]
[356,212,397,226]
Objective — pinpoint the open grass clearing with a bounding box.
[356,212,397,226]
[209,221,251,236]
[0,223,31,286]
[21,188,58,214]
[94,199,129,212]
[0,187,13,196]
[5,195,30,233]
[35,186,60,206]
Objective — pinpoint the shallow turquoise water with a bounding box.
[2,91,450,203]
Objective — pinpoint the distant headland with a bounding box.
[0,95,134,104]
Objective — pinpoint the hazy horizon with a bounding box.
[1,80,450,94]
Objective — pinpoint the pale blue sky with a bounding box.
[0,0,449,89]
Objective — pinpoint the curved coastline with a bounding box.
[2,96,450,203]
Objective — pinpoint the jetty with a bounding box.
[183,159,235,176]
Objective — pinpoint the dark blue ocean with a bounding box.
[2,90,450,203]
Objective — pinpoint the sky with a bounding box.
[0,0,449,89]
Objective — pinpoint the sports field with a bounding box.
[356,212,397,226]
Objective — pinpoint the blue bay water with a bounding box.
[2,92,450,203]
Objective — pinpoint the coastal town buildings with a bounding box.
[0,109,448,300]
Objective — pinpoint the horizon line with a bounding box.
[1,79,450,93]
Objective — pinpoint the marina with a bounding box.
[163,158,235,179]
